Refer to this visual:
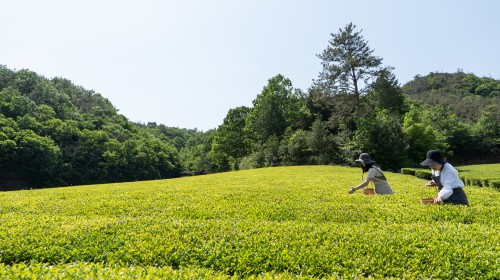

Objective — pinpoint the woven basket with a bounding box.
[420,185,438,205]
[362,188,375,195]
[420,198,436,204]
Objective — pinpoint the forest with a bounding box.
[1,23,499,190]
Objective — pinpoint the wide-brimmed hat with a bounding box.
[420,150,446,166]
[355,153,375,164]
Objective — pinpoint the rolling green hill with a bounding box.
[402,71,500,122]
[1,166,499,279]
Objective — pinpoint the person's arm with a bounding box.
[348,177,373,194]
[426,169,437,187]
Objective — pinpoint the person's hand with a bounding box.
[434,196,443,204]
[348,187,356,194]
[426,180,436,186]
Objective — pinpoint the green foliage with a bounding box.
[13,130,62,184]
[349,110,407,170]
[261,135,281,167]
[472,107,500,159]
[401,168,416,175]
[211,107,251,171]
[402,71,500,122]
[0,65,15,90]
[245,74,307,143]
[13,69,42,95]
[238,153,261,170]
[365,67,406,115]
[456,164,500,188]
[0,262,240,279]
[0,87,37,118]
[490,180,500,189]
[402,164,500,191]
[307,90,358,133]
[306,118,341,164]
[0,67,183,189]
[402,105,448,165]
[0,114,62,185]
[414,169,432,180]
[1,166,499,278]
[314,22,383,115]
[285,130,311,165]
[178,129,216,173]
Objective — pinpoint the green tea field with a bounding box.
[1,165,499,279]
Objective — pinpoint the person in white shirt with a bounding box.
[420,150,469,205]
[348,153,393,195]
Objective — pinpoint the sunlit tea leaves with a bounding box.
[1,165,499,279]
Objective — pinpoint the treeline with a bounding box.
[184,71,499,173]
[0,66,201,189]
[1,23,499,190]
[182,24,499,173]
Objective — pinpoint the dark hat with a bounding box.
[420,150,446,166]
[355,153,375,164]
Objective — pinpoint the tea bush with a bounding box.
[414,169,431,180]
[400,168,415,175]
[456,164,500,189]
[402,164,500,189]
[1,166,499,279]
[490,180,500,189]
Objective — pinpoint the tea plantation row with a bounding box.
[402,163,500,188]
[1,165,499,279]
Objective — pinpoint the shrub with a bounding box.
[490,180,500,189]
[482,179,490,187]
[415,170,431,180]
[401,168,416,175]
[456,164,500,189]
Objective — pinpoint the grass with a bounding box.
[0,165,499,279]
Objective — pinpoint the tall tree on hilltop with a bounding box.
[314,23,383,116]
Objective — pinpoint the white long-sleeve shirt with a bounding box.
[433,163,465,200]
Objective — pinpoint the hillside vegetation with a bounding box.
[402,71,500,122]
[0,66,200,189]
[1,166,499,279]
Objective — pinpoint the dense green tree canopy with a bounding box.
[0,65,182,190]
[402,71,500,122]
[211,106,251,171]
[245,74,308,143]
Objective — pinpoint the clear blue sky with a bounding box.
[1,0,499,131]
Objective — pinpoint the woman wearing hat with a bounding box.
[348,153,393,195]
[420,150,469,205]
